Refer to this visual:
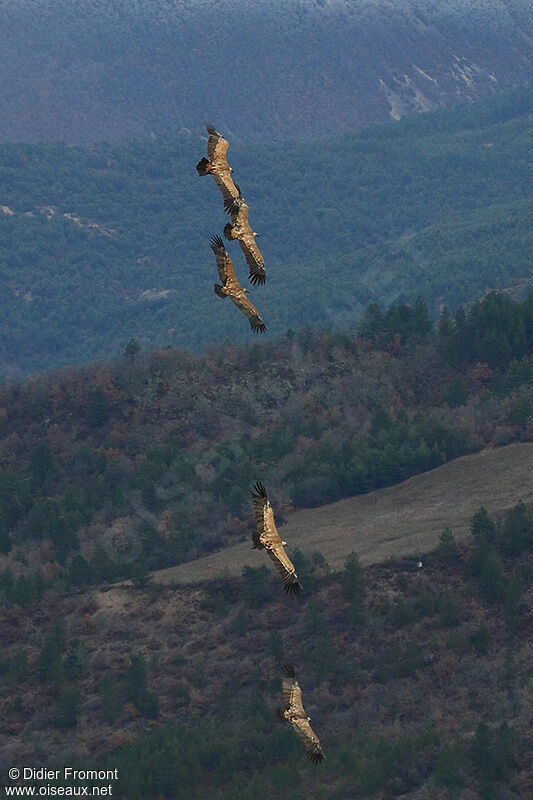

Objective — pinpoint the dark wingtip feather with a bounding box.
[210,234,224,251]
[251,481,267,499]
[309,750,324,764]
[284,580,302,595]
[249,272,266,286]
[282,665,295,679]
[204,122,219,135]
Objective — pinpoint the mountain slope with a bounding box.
[1,502,531,798]
[0,0,532,143]
[1,291,532,601]
[153,442,533,585]
[1,88,532,376]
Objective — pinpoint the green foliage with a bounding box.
[29,441,55,487]
[0,568,48,606]
[54,686,80,729]
[0,468,31,534]
[87,388,113,428]
[124,654,159,717]
[469,722,517,784]
[123,338,141,362]
[290,411,474,507]
[37,621,67,683]
[341,552,366,622]
[0,288,531,592]
[467,504,533,607]
[471,506,496,544]
[172,680,190,707]
[443,292,533,371]
[240,565,272,608]
[499,502,533,557]
[97,675,122,723]
[0,649,29,687]
[443,376,468,407]
[67,554,93,588]
[390,598,416,628]
[1,89,533,376]
[474,544,507,604]
[436,528,459,564]
[433,741,467,789]
[358,297,432,346]
[373,641,425,682]
[509,396,533,426]
[497,356,533,393]
[471,626,491,654]
[437,595,461,628]
[266,631,284,661]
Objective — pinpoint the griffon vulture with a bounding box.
[224,184,266,286]
[196,125,240,208]
[251,482,301,593]
[210,236,266,334]
[278,665,324,764]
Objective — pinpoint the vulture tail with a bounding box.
[223,222,237,241]
[196,157,211,176]
[214,284,226,298]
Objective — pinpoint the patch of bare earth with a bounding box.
[153,442,533,585]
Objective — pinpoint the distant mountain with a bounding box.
[0,88,532,377]
[0,0,531,144]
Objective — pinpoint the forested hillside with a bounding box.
[1,0,531,144]
[0,293,532,797]
[1,506,531,798]
[1,88,532,376]
[1,291,532,603]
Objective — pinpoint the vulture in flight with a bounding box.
[210,236,266,334]
[224,184,266,286]
[278,665,324,764]
[251,482,301,594]
[196,125,240,209]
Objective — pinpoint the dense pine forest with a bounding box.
[1,87,532,376]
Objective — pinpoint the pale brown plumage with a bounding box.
[278,665,324,764]
[196,125,240,208]
[210,236,266,334]
[224,184,266,286]
[251,482,301,593]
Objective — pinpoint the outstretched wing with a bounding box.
[239,234,266,286]
[209,235,234,285]
[281,665,303,710]
[230,293,267,334]
[281,666,324,763]
[225,186,266,286]
[205,125,229,162]
[251,481,278,537]
[291,717,325,764]
[205,125,240,206]
[251,484,300,592]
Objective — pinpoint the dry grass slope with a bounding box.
[153,442,533,585]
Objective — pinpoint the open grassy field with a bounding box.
[153,442,533,585]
